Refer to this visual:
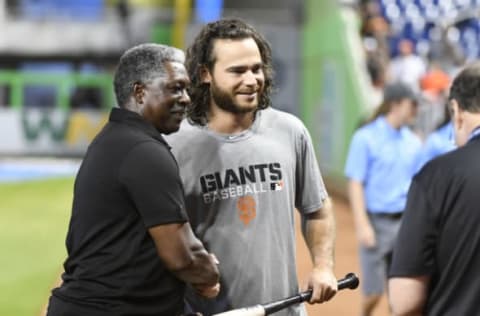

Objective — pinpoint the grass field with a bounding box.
[0,177,74,316]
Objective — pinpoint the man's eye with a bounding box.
[252,67,262,74]
[170,85,183,92]
[230,69,245,74]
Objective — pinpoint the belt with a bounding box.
[370,212,403,220]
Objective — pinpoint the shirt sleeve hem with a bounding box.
[388,268,432,278]
[144,217,189,229]
[298,202,325,215]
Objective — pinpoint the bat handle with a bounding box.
[298,272,360,301]
[263,273,359,315]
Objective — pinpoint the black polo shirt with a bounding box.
[389,136,480,315]
[52,108,189,316]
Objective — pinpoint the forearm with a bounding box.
[347,180,369,228]
[304,197,336,269]
[170,240,219,286]
[149,223,219,287]
[392,311,423,316]
[389,277,429,316]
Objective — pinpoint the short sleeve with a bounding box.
[389,177,437,277]
[295,126,328,214]
[119,141,188,228]
[344,131,369,182]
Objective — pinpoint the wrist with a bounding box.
[312,258,334,271]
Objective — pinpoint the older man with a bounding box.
[47,43,219,316]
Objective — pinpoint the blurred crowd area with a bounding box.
[0,0,180,110]
[357,0,479,137]
[0,0,478,138]
[0,0,296,111]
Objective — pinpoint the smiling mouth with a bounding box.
[171,106,186,114]
[237,92,257,98]
[171,110,186,117]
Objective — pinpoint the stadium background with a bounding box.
[0,0,475,315]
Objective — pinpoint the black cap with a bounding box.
[383,82,418,103]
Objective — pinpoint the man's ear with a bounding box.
[451,99,464,128]
[200,66,212,84]
[133,83,145,104]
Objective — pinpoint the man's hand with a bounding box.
[193,253,220,298]
[193,281,221,298]
[303,267,337,304]
[358,222,376,248]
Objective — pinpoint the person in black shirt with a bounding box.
[46,43,220,316]
[388,62,480,315]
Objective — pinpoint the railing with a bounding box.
[0,71,115,109]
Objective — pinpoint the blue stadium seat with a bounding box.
[379,0,480,58]
[20,0,104,21]
[20,63,73,108]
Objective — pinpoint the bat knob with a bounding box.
[338,273,359,290]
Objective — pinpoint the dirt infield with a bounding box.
[295,196,389,316]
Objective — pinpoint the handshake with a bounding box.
[193,253,221,299]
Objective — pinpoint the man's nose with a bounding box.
[243,70,258,86]
[179,89,191,105]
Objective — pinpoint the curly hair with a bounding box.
[113,43,184,108]
[185,18,274,125]
[449,62,480,113]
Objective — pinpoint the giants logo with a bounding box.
[199,162,284,221]
[200,163,282,193]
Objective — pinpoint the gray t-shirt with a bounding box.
[166,107,328,316]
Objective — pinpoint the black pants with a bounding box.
[47,295,190,316]
[46,295,112,316]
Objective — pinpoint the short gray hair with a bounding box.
[113,43,185,107]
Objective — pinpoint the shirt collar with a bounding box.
[202,108,263,142]
[109,107,169,146]
[468,125,480,143]
[376,115,402,136]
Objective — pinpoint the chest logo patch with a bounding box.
[237,195,256,225]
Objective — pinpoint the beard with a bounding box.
[210,80,259,114]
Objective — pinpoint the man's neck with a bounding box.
[385,112,402,130]
[465,113,480,136]
[207,104,256,134]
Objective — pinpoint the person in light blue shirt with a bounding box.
[344,82,422,316]
[417,118,456,171]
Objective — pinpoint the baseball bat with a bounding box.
[212,273,359,316]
